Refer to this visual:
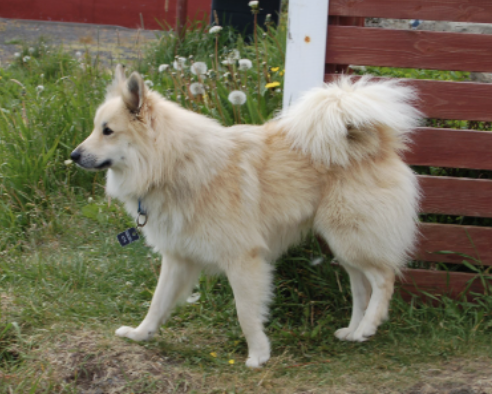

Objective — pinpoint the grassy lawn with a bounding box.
[1,15,491,394]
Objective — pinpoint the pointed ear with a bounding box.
[106,64,127,99]
[122,72,146,113]
[114,64,126,84]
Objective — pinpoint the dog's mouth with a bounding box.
[94,159,113,170]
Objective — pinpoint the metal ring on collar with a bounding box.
[136,213,148,228]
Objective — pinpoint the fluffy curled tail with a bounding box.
[277,76,423,167]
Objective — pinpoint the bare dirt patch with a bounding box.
[37,330,199,393]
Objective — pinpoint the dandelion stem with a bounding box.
[254,12,261,102]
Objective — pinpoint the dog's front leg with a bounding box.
[116,253,201,341]
[226,254,274,368]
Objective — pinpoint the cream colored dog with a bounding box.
[71,65,421,368]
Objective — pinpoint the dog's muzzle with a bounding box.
[70,148,112,170]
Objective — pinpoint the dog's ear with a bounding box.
[122,72,146,113]
[114,64,126,84]
[106,64,127,99]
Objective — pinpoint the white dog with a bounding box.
[71,65,421,367]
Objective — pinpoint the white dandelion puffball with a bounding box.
[209,25,223,34]
[238,59,253,71]
[14,52,21,58]
[228,90,247,106]
[189,82,205,96]
[144,80,154,88]
[158,64,169,72]
[221,59,235,65]
[173,57,187,70]
[191,62,207,75]
[75,51,83,59]
[249,1,259,8]
[28,47,35,54]
[36,85,44,93]
[230,49,240,60]
[23,56,31,62]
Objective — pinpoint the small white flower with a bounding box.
[144,80,154,88]
[75,51,83,59]
[36,85,44,93]
[158,64,169,72]
[186,293,201,304]
[228,90,247,106]
[28,47,35,54]
[238,59,253,71]
[88,197,94,203]
[173,57,187,70]
[209,26,223,34]
[310,257,324,266]
[189,82,205,96]
[230,49,240,60]
[248,1,259,8]
[14,52,21,58]
[23,56,31,62]
[190,61,208,75]
[64,159,73,166]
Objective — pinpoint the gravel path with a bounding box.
[0,17,159,67]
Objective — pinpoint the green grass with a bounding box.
[0,16,492,394]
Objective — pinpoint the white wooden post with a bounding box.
[282,0,330,110]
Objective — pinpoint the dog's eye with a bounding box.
[102,127,114,136]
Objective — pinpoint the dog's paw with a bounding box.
[115,326,155,341]
[334,327,354,341]
[245,351,270,368]
[348,323,377,342]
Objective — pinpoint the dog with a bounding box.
[71,65,421,368]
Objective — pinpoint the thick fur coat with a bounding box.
[72,66,421,367]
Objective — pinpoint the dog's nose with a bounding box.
[70,150,81,162]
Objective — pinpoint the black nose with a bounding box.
[71,150,81,162]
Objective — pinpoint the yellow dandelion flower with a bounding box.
[210,352,217,358]
[271,67,279,72]
[265,81,281,89]
[280,70,284,76]
[229,359,235,364]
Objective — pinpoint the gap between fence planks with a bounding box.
[326,26,492,73]
[329,0,492,24]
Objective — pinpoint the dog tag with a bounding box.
[117,227,140,247]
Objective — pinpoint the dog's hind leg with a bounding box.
[334,263,372,341]
[226,253,273,368]
[348,266,394,342]
[116,253,201,341]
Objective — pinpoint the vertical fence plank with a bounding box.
[283,0,330,109]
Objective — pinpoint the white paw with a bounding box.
[115,326,155,341]
[245,350,270,368]
[334,327,354,341]
[349,323,377,342]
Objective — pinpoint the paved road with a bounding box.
[0,17,159,67]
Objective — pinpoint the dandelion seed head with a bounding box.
[28,47,35,54]
[14,52,21,58]
[191,61,208,75]
[249,1,259,8]
[144,80,154,88]
[23,56,31,62]
[228,90,247,106]
[189,82,205,96]
[238,59,253,71]
[173,57,187,70]
[158,64,169,72]
[209,26,223,34]
[36,85,44,93]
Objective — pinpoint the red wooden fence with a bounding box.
[326,0,492,299]
[0,0,210,31]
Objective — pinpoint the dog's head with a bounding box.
[71,64,150,172]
